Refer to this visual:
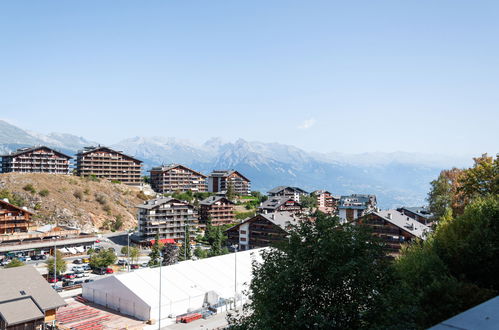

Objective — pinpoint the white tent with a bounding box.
[82,248,265,322]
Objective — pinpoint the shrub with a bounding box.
[102,204,111,214]
[73,190,83,200]
[38,189,49,197]
[34,203,42,210]
[83,188,90,195]
[95,194,107,205]
[110,180,121,184]
[112,215,124,231]
[0,189,25,207]
[23,184,36,194]
[85,174,100,182]
[136,191,148,200]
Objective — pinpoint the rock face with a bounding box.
[0,173,147,232]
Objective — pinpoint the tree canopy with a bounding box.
[89,248,117,269]
[46,251,66,275]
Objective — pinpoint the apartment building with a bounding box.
[207,170,251,196]
[258,196,303,214]
[338,194,377,223]
[397,206,433,225]
[75,146,142,185]
[356,209,431,256]
[135,197,197,244]
[226,212,300,251]
[267,186,308,202]
[1,146,71,174]
[150,164,207,194]
[199,196,235,227]
[312,190,340,214]
[0,198,33,234]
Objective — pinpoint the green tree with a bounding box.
[178,224,192,261]
[226,181,235,200]
[194,246,208,259]
[121,246,140,264]
[0,189,25,207]
[89,249,117,269]
[46,251,66,275]
[299,193,317,210]
[162,243,178,265]
[148,232,163,266]
[228,212,392,329]
[459,154,499,199]
[5,258,25,268]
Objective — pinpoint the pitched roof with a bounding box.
[267,186,308,194]
[77,146,142,163]
[373,210,432,239]
[259,196,301,211]
[226,212,300,233]
[150,164,206,178]
[398,206,433,220]
[209,170,250,182]
[136,197,187,210]
[339,194,376,209]
[199,196,234,206]
[0,266,66,312]
[1,146,72,159]
[0,199,34,215]
[0,297,44,326]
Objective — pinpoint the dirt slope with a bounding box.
[0,173,149,232]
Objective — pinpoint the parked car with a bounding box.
[64,273,76,279]
[93,267,106,275]
[141,262,149,268]
[73,259,83,264]
[84,279,94,283]
[82,258,90,263]
[105,268,114,274]
[95,240,101,243]
[82,264,92,271]
[47,276,58,283]
[131,264,139,269]
[72,266,85,272]
[63,280,76,287]
[117,259,128,266]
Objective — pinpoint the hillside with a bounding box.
[0,173,148,232]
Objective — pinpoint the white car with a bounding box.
[72,265,85,272]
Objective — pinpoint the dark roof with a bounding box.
[398,206,433,219]
[1,146,72,159]
[267,186,308,195]
[77,146,142,163]
[338,194,376,209]
[136,197,188,210]
[0,266,66,312]
[209,170,250,182]
[0,297,44,326]
[150,164,206,178]
[0,199,34,215]
[259,196,301,211]
[199,196,234,206]
[226,212,300,233]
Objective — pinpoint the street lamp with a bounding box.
[52,237,57,284]
[232,244,238,309]
[158,249,163,330]
[127,231,132,272]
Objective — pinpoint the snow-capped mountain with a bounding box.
[0,119,467,208]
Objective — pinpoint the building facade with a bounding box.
[0,199,33,234]
[226,212,299,251]
[75,146,142,185]
[258,196,303,214]
[356,210,431,256]
[338,194,377,223]
[207,170,251,196]
[1,146,71,174]
[267,186,308,202]
[150,164,207,194]
[199,196,235,227]
[136,197,197,244]
[313,190,339,214]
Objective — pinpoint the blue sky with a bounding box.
[0,1,498,155]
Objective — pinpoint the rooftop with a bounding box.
[1,146,72,159]
[373,209,432,239]
[136,197,186,210]
[259,196,301,211]
[267,186,308,195]
[199,196,233,206]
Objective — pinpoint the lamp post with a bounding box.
[127,231,132,272]
[232,244,238,309]
[158,249,162,330]
[52,237,57,284]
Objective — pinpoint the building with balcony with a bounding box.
[312,190,340,214]
[1,146,71,174]
[338,194,377,223]
[226,212,300,251]
[258,196,303,214]
[75,146,142,186]
[267,186,308,202]
[356,209,431,256]
[397,206,433,225]
[135,197,197,244]
[0,198,33,234]
[207,170,251,196]
[150,164,207,194]
[199,196,235,227]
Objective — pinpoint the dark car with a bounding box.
[93,267,107,275]
[73,259,83,264]
[131,264,139,269]
[84,279,94,283]
[63,280,76,287]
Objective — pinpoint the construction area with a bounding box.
[56,296,145,330]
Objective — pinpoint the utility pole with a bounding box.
[233,244,238,309]
[158,228,162,330]
[127,231,131,272]
[53,238,57,283]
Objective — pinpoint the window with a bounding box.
[240,237,246,241]
[240,230,246,234]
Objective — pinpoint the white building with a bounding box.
[82,248,264,323]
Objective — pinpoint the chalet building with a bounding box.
[135,197,197,244]
[397,206,433,225]
[226,212,300,251]
[258,196,303,214]
[312,190,340,214]
[199,196,235,227]
[356,209,431,256]
[0,265,66,329]
[207,170,251,196]
[0,198,33,234]
[150,164,207,194]
[338,194,377,223]
[75,146,142,186]
[1,146,71,174]
[267,186,308,202]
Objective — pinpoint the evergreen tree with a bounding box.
[148,232,162,266]
[179,224,192,261]
[46,251,66,275]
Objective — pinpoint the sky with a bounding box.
[0,1,498,155]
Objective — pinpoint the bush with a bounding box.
[85,174,100,182]
[102,205,111,214]
[73,190,83,200]
[112,215,124,231]
[95,194,107,205]
[0,189,25,207]
[235,211,255,220]
[136,191,148,200]
[83,188,90,195]
[110,180,121,184]
[38,189,49,197]
[23,184,36,194]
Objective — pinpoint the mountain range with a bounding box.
[0,120,472,208]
